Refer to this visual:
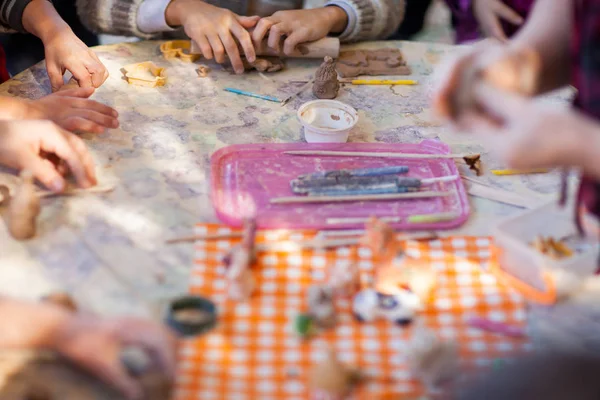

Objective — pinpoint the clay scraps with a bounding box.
[313,56,340,99]
[223,57,284,73]
[196,65,211,77]
[463,154,482,176]
[336,49,411,78]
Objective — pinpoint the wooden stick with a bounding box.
[255,237,359,251]
[326,216,402,225]
[284,150,471,159]
[166,232,243,244]
[281,79,313,106]
[467,183,541,209]
[37,184,116,198]
[271,191,449,204]
[421,175,459,184]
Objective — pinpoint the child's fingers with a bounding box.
[283,29,308,56]
[194,35,213,60]
[494,2,524,25]
[70,98,118,118]
[482,13,508,42]
[53,87,95,99]
[70,64,94,88]
[207,34,226,64]
[63,132,97,186]
[267,23,286,53]
[46,62,65,92]
[21,155,66,193]
[86,358,142,400]
[220,31,244,74]
[231,22,256,62]
[238,15,260,29]
[432,51,477,120]
[40,129,92,188]
[252,18,275,45]
[61,116,105,134]
[73,110,119,129]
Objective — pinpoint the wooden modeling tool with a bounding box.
[190,36,340,59]
[340,79,418,85]
[37,184,116,198]
[224,88,280,103]
[491,169,549,176]
[284,150,472,159]
[281,79,314,106]
[166,232,243,244]
[271,191,449,205]
[326,216,402,225]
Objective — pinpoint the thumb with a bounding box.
[21,154,65,192]
[46,61,64,92]
[238,15,260,29]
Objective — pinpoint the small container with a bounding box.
[297,100,358,143]
[493,201,599,304]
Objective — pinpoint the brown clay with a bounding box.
[196,65,211,77]
[309,350,361,399]
[336,49,411,78]
[463,154,482,176]
[313,56,340,99]
[361,217,396,261]
[24,385,51,400]
[7,171,41,240]
[42,293,78,312]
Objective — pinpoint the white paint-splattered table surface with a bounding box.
[0,40,566,318]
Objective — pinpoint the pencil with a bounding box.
[340,79,418,85]
[491,169,549,176]
[224,88,280,103]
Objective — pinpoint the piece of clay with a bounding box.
[159,40,200,62]
[309,349,362,400]
[406,323,458,390]
[42,292,78,312]
[224,56,284,73]
[7,171,40,240]
[352,288,420,325]
[0,184,10,207]
[313,56,340,99]
[196,65,211,77]
[463,154,482,176]
[121,62,166,87]
[361,217,397,261]
[307,285,336,328]
[328,261,360,297]
[482,48,541,96]
[24,385,51,400]
[224,219,258,301]
[336,49,411,78]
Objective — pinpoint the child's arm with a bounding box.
[20,0,108,91]
[251,0,405,54]
[0,298,177,400]
[0,88,119,134]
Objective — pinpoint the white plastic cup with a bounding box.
[297,100,359,143]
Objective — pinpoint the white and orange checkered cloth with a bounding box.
[175,224,531,400]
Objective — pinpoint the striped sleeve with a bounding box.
[324,0,405,42]
[76,0,155,38]
[0,0,34,32]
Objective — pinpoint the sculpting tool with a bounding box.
[407,212,460,224]
[491,168,549,176]
[285,150,472,159]
[298,165,409,179]
[37,184,117,198]
[224,87,280,103]
[271,191,449,204]
[294,175,458,195]
[166,232,243,244]
[340,79,418,85]
[326,216,402,225]
[309,185,413,197]
[292,175,400,194]
[281,78,314,106]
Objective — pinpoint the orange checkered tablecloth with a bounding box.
[175,224,531,400]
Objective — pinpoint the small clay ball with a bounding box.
[42,292,78,312]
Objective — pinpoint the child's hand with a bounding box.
[165,0,259,74]
[43,28,109,91]
[473,0,524,42]
[53,315,178,400]
[252,7,347,56]
[23,87,119,133]
[0,120,97,192]
[463,84,595,170]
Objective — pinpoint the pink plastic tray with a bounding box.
[210,140,470,230]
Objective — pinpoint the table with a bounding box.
[0,39,566,397]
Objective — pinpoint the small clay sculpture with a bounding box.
[337,49,411,78]
[328,262,360,297]
[313,56,340,99]
[406,323,458,390]
[196,65,211,77]
[42,292,78,312]
[309,349,362,400]
[7,170,40,240]
[225,219,258,301]
[307,285,336,328]
[121,62,166,87]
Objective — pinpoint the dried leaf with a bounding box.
[463,154,482,176]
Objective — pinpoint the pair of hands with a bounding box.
[473,0,525,42]
[434,44,594,172]
[0,87,119,192]
[166,0,346,74]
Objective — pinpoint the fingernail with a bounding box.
[51,178,64,192]
[236,69,244,75]
[112,110,119,117]
[111,119,119,128]
[248,55,256,62]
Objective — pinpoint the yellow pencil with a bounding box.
[491,169,549,176]
[341,79,418,85]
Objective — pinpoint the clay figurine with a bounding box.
[309,349,362,400]
[328,261,360,297]
[7,170,40,240]
[224,219,258,301]
[307,285,336,328]
[121,61,166,87]
[406,323,458,390]
[313,56,340,99]
[361,217,397,262]
[352,288,421,325]
[336,49,411,78]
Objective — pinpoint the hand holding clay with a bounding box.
[166,0,259,74]
[0,120,97,192]
[53,315,178,400]
[252,7,347,56]
[462,84,599,174]
[43,28,108,91]
[433,41,540,124]
[473,0,524,42]
[22,88,119,134]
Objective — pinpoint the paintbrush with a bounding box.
[224,87,280,103]
[339,79,418,85]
